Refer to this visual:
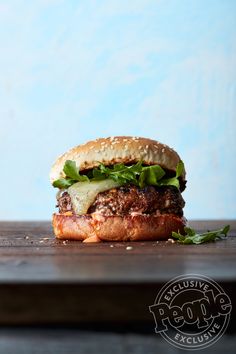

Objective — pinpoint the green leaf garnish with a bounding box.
[158,160,184,189]
[63,160,89,182]
[176,160,184,178]
[139,165,165,188]
[52,178,76,189]
[53,160,89,188]
[52,159,185,190]
[158,176,180,189]
[172,225,230,244]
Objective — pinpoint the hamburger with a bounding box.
[50,136,187,242]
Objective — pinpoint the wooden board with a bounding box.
[0,220,235,326]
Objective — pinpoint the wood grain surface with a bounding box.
[0,220,235,326]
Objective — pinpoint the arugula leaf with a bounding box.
[176,160,184,178]
[158,176,180,189]
[63,160,89,182]
[92,162,142,186]
[139,165,165,188]
[53,159,185,190]
[52,178,76,189]
[172,225,230,244]
[53,160,89,188]
[158,160,184,189]
[63,160,80,180]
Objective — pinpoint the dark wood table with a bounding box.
[0,220,236,353]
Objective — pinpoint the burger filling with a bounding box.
[53,159,186,217]
[57,185,185,217]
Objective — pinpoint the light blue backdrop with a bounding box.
[0,0,235,220]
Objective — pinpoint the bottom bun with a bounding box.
[52,213,187,242]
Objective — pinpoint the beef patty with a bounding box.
[57,185,185,216]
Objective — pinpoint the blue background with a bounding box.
[0,0,235,220]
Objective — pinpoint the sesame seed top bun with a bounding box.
[50,136,186,184]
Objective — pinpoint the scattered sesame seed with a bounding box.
[110,245,114,248]
[167,238,175,243]
[156,241,159,243]
[154,145,159,148]
[63,240,67,245]
[39,240,44,243]
[126,246,133,250]
[25,236,29,240]
[162,148,165,152]
[138,146,142,150]
[145,145,149,149]
[110,136,114,141]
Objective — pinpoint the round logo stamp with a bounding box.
[149,274,232,350]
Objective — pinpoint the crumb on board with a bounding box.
[167,238,175,243]
[126,246,133,251]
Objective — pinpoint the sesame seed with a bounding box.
[154,145,159,148]
[110,136,114,141]
[110,245,114,248]
[123,139,128,142]
[162,148,165,152]
[126,246,133,250]
[138,146,142,150]
[145,145,149,149]
[101,142,105,145]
